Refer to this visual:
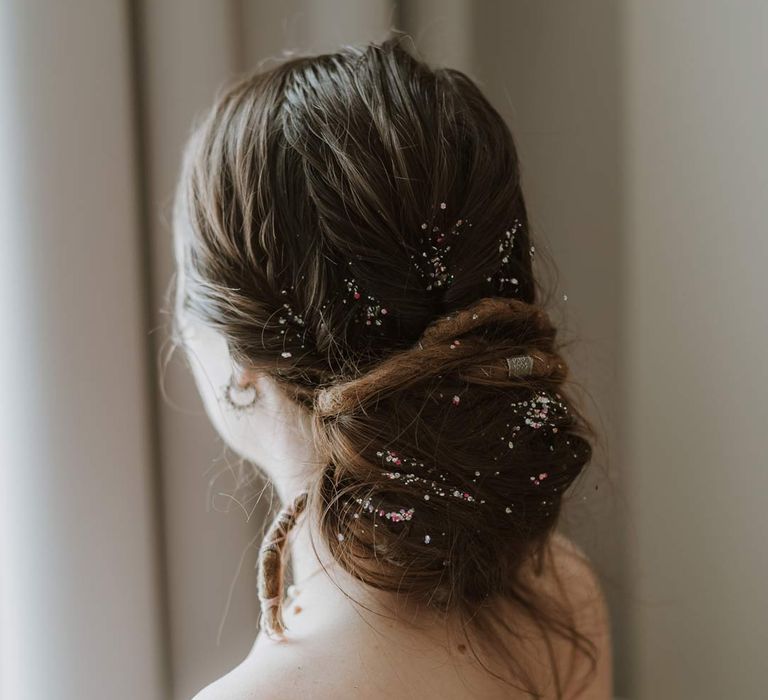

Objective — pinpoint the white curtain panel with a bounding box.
[0,1,165,699]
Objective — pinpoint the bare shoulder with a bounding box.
[545,532,608,604]
[190,657,300,700]
[552,533,612,638]
[190,659,285,700]
[525,531,614,699]
[189,635,345,700]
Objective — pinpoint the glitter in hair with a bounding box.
[411,216,468,291]
[342,276,389,328]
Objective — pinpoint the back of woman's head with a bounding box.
[173,35,598,697]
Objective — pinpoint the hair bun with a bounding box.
[310,290,593,623]
[314,296,567,417]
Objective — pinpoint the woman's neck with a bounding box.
[287,499,336,585]
[285,495,457,632]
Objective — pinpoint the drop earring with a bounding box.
[222,371,260,414]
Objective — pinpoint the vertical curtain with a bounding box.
[0,2,165,699]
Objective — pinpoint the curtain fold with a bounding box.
[0,2,165,699]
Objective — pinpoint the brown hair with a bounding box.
[171,35,599,698]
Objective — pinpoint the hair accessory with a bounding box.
[349,449,478,525]
[382,471,476,503]
[355,497,416,522]
[349,430,572,528]
[412,212,467,291]
[343,276,389,327]
[488,218,524,294]
[509,390,570,431]
[377,449,476,503]
[277,288,309,350]
[506,355,535,378]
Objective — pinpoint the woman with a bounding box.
[171,35,612,700]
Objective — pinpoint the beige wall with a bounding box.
[623,1,768,697]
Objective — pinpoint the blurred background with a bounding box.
[1,1,766,699]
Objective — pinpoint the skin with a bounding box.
[176,287,613,700]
